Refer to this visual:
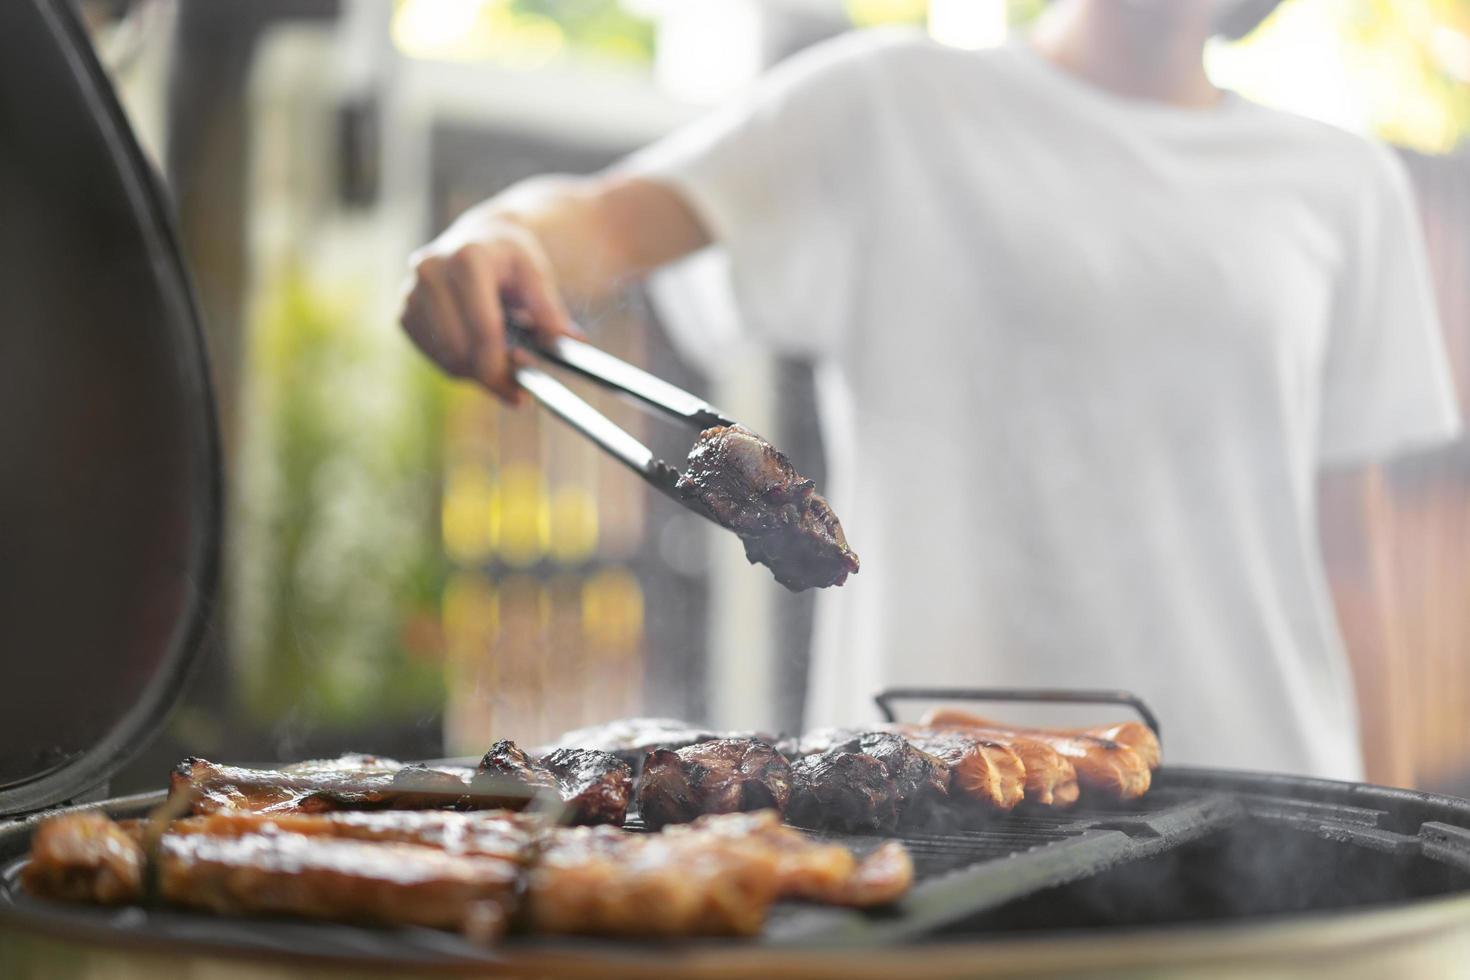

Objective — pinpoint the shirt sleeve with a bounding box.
[1318,143,1462,465]
[618,31,889,359]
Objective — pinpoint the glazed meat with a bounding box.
[676,425,859,592]
[476,740,632,826]
[538,748,634,826]
[24,812,519,941]
[169,755,483,815]
[637,739,793,829]
[787,749,900,833]
[919,709,1153,800]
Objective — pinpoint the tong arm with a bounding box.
[508,317,734,430]
[513,364,683,498]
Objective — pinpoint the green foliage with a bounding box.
[510,0,655,63]
[232,270,449,727]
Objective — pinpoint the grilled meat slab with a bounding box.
[24,812,519,941]
[676,425,859,592]
[919,709,1152,800]
[637,739,793,829]
[476,740,632,826]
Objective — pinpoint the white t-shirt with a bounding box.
[623,30,1461,779]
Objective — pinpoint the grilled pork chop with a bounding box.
[676,425,859,592]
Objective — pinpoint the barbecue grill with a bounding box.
[5,1,1470,976]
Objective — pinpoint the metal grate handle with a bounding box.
[873,687,1161,742]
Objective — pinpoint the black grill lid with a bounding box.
[0,0,221,816]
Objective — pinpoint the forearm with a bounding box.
[460,173,710,306]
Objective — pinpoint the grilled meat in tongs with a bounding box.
[507,315,859,591]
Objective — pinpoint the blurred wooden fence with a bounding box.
[1338,148,1470,791]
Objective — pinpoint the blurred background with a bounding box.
[78,0,1470,793]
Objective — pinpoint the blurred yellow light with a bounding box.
[441,463,495,565]
[442,571,498,659]
[844,0,926,28]
[489,463,550,567]
[929,0,1007,50]
[392,0,485,56]
[548,485,600,565]
[581,567,644,650]
[391,0,565,68]
[1209,0,1468,155]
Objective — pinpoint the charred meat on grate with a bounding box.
[637,738,793,828]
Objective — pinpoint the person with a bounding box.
[398,0,1461,780]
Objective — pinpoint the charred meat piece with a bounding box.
[787,749,900,833]
[537,748,634,826]
[476,740,631,825]
[854,732,951,814]
[919,709,1152,800]
[23,812,519,941]
[676,425,859,592]
[545,717,715,770]
[786,731,950,829]
[477,740,557,792]
[544,717,781,773]
[636,739,792,829]
[168,756,487,815]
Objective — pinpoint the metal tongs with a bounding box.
[506,314,735,507]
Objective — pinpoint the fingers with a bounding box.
[398,219,577,405]
[502,230,576,343]
[446,244,519,403]
[401,255,472,377]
